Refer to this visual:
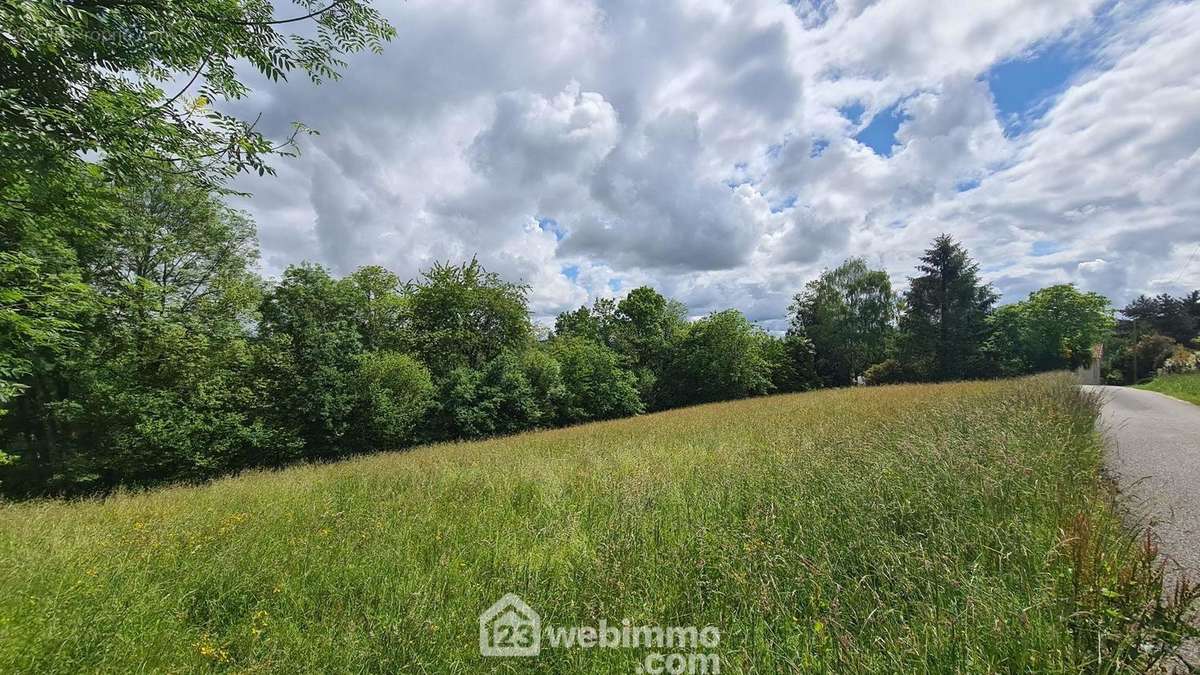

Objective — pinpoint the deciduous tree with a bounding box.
[789,258,896,386]
[401,259,532,377]
[548,336,642,423]
[663,310,773,405]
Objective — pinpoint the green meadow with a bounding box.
[0,375,1191,673]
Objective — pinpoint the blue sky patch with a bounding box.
[854,103,909,157]
[538,217,566,241]
[1030,240,1065,257]
[770,194,798,213]
[985,36,1092,135]
[955,177,982,192]
[838,101,866,126]
[810,138,829,158]
[561,264,579,281]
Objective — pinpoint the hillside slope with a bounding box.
[0,375,1190,672]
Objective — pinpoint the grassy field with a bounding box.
[1135,372,1200,406]
[0,375,1192,672]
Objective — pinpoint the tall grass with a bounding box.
[0,374,1193,672]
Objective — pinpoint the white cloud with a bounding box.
[921,0,1200,303]
[230,0,1200,324]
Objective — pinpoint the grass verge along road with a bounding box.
[1136,372,1200,406]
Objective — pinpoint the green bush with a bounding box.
[431,350,559,439]
[663,310,773,405]
[548,336,642,423]
[863,358,912,385]
[257,265,364,456]
[356,351,433,448]
[1107,333,1177,384]
[2,319,300,496]
[1158,345,1197,375]
[762,333,820,393]
[518,348,567,426]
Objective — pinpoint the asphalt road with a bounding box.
[1084,385,1200,581]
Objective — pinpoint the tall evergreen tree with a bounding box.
[898,235,998,381]
[1120,292,1199,346]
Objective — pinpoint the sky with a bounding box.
[230,0,1200,330]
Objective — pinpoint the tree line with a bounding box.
[0,2,1170,498]
[0,175,794,495]
[786,236,1116,387]
[0,174,1122,496]
[1104,291,1200,383]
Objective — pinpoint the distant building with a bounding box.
[1074,343,1104,385]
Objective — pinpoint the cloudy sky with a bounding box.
[231,0,1200,329]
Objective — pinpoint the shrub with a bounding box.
[431,350,556,439]
[762,333,820,393]
[1158,346,1197,375]
[356,351,434,448]
[864,359,912,385]
[1,320,302,497]
[258,264,364,456]
[1108,333,1177,383]
[518,348,566,426]
[663,310,773,406]
[548,336,642,424]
